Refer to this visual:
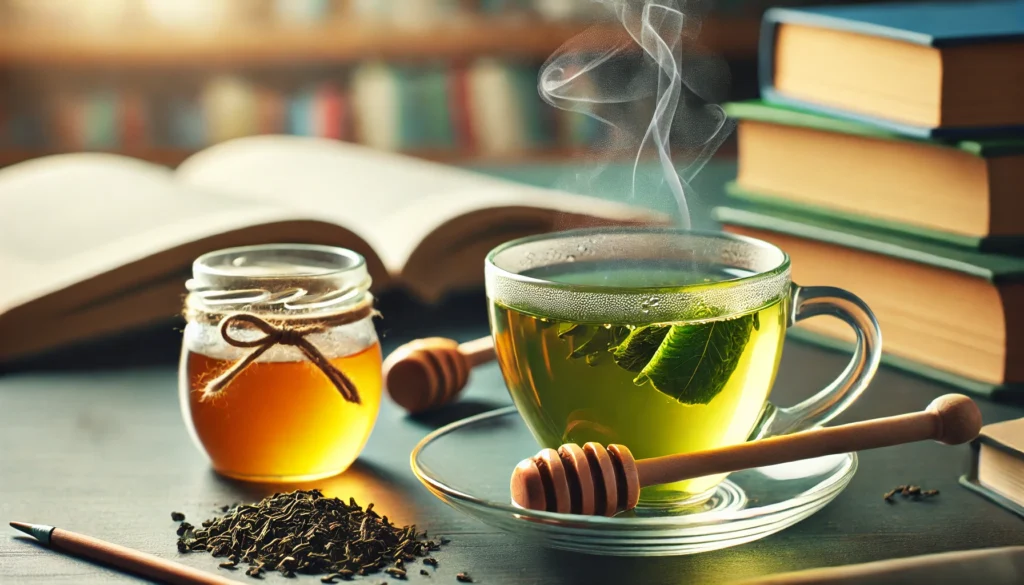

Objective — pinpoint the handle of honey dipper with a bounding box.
[634,394,982,488]
[458,336,495,368]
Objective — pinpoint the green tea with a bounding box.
[489,261,788,503]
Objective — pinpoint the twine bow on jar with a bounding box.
[199,311,371,404]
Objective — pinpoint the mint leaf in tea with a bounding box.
[490,261,787,503]
[612,325,669,372]
[635,314,756,405]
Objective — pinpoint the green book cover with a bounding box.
[960,423,1024,518]
[712,204,1024,283]
[724,182,1024,257]
[787,330,1024,403]
[724,99,1024,157]
[85,90,118,149]
[422,67,454,149]
[713,204,1024,401]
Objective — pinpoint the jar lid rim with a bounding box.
[192,243,366,281]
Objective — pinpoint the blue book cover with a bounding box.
[759,0,1024,138]
[397,67,427,150]
[288,88,316,137]
[168,98,205,148]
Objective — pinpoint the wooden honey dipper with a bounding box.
[382,336,495,414]
[511,393,983,516]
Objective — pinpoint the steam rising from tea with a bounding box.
[538,0,733,227]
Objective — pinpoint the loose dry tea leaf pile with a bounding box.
[883,484,939,503]
[173,489,449,580]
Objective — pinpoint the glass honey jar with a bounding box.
[179,244,382,482]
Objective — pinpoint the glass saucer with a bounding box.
[411,407,856,556]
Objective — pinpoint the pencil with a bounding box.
[10,521,240,585]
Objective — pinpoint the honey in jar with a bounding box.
[179,244,381,482]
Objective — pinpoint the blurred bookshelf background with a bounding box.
[0,0,798,169]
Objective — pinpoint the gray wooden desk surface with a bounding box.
[1,291,1022,585]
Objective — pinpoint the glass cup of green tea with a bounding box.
[485,227,881,507]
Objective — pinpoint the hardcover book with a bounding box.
[0,135,664,363]
[961,417,1024,518]
[759,0,1024,137]
[725,100,1024,249]
[713,204,1024,401]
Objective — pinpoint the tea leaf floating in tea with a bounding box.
[556,322,587,338]
[570,327,621,366]
[175,489,447,579]
[612,325,669,372]
[561,312,757,405]
[636,314,756,405]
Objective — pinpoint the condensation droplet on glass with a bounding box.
[640,296,661,314]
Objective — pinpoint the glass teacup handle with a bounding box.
[751,284,882,439]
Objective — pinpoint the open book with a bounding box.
[0,135,667,363]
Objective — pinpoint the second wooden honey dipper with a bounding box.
[382,336,495,414]
[511,393,983,516]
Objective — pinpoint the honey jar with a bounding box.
[179,244,382,482]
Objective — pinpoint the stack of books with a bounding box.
[714,0,1024,401]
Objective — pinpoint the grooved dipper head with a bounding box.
[510,442,640,516]
[383,338,468,414]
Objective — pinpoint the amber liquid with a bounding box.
[184,343,382,482]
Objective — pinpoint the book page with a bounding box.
[378,180,666,276]
[0,152,302,315]
[175,135,665,273]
